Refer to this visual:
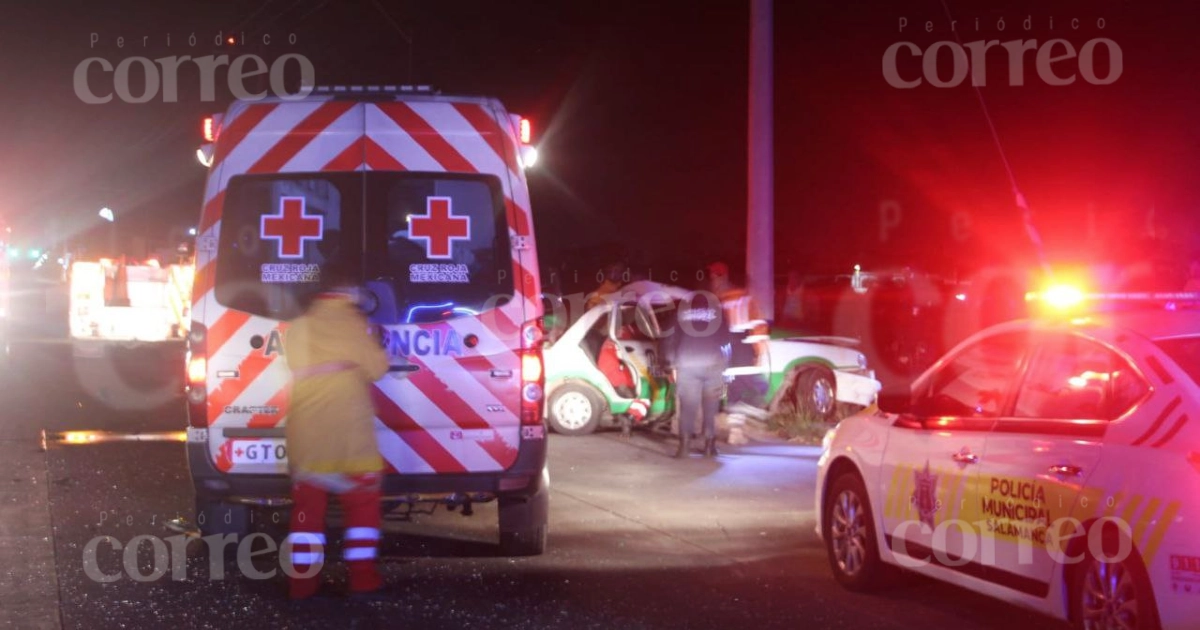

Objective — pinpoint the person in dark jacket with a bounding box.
[661,290,737,458]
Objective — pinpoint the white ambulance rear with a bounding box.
[185,86,548,555]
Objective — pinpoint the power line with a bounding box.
[232,0,277,33]
[939,0,1051,275]
[369,0,415,83]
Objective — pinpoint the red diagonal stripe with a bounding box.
[406,361,494,431]
[321,136,365,171]
[211,103,279,169]
[452,103,519,177]
[1150,414,1189,448]
[207,352,276,417]
[365,136,407,170]
[198,189,227,236]
[206,310,251,358]
[456,354,520,416]
[384,366,515,469]
[248,101,357,174]
[1133,397,1182,446]
[376,103,475,172]
[191,262,215,307]
[504,197,532,237]
[248,387,290,429]
[513,258,539,301]
[371,387,467,473]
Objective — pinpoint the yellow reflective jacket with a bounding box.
[284,295,389,475]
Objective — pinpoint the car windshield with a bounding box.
[1154,336,1200,386]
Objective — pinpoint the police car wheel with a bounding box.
[1072,528,1160,630]
[548,384,602,435]
[824,472,884,592]
[795,368,837,421]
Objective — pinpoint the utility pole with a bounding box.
[747,0,774,321]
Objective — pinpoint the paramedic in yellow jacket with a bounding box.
[283,270,389,600]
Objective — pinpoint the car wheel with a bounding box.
[824,472,885,591]
[499,523,547,556]
[195,498,251,538]
[547,384,603,435]
[1072,525,1160,630]
[498,490,549,556]
[793,368,837,422]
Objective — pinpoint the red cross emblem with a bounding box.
[408,197,470,260]
[261,197,323,259]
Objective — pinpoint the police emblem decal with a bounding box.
[912,460,939,530]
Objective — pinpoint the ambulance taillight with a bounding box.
[186,323,208,428]
[510,114,538,169]
[202,115,222,143]
[520,320,545,426]
[519,118,532,144]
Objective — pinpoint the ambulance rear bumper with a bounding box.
[187,438,549,502]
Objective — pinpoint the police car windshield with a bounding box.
[1154,336,1200,386]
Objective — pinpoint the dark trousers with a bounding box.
[676,366,724,440]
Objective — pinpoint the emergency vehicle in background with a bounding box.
[817,285,1200,630]
[186,85,549,555]
[0,232,10,362]
[68,256,193,344]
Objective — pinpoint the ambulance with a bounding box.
[185,85,549,555]
[816,287,1200,629]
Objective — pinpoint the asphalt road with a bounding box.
[0,338,1074,630]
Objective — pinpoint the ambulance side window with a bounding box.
[1013,335,1147,421]
[914,332,1029,418]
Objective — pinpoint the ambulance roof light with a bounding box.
[310,85,435,94]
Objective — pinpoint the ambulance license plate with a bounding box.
[231,439,288,465]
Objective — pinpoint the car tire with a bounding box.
[499,523,547,557]
[547,383,603,435]
[498,490,549,557]
[195,498,252,538]
[1071,522,1161,630]
[794,367,837,422]
[824,471,885,592]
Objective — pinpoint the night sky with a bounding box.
[2,0,1198,287]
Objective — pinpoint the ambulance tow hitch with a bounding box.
[446,493,473,516]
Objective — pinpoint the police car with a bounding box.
[816,287,1200,629]
[185,85,550,555]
